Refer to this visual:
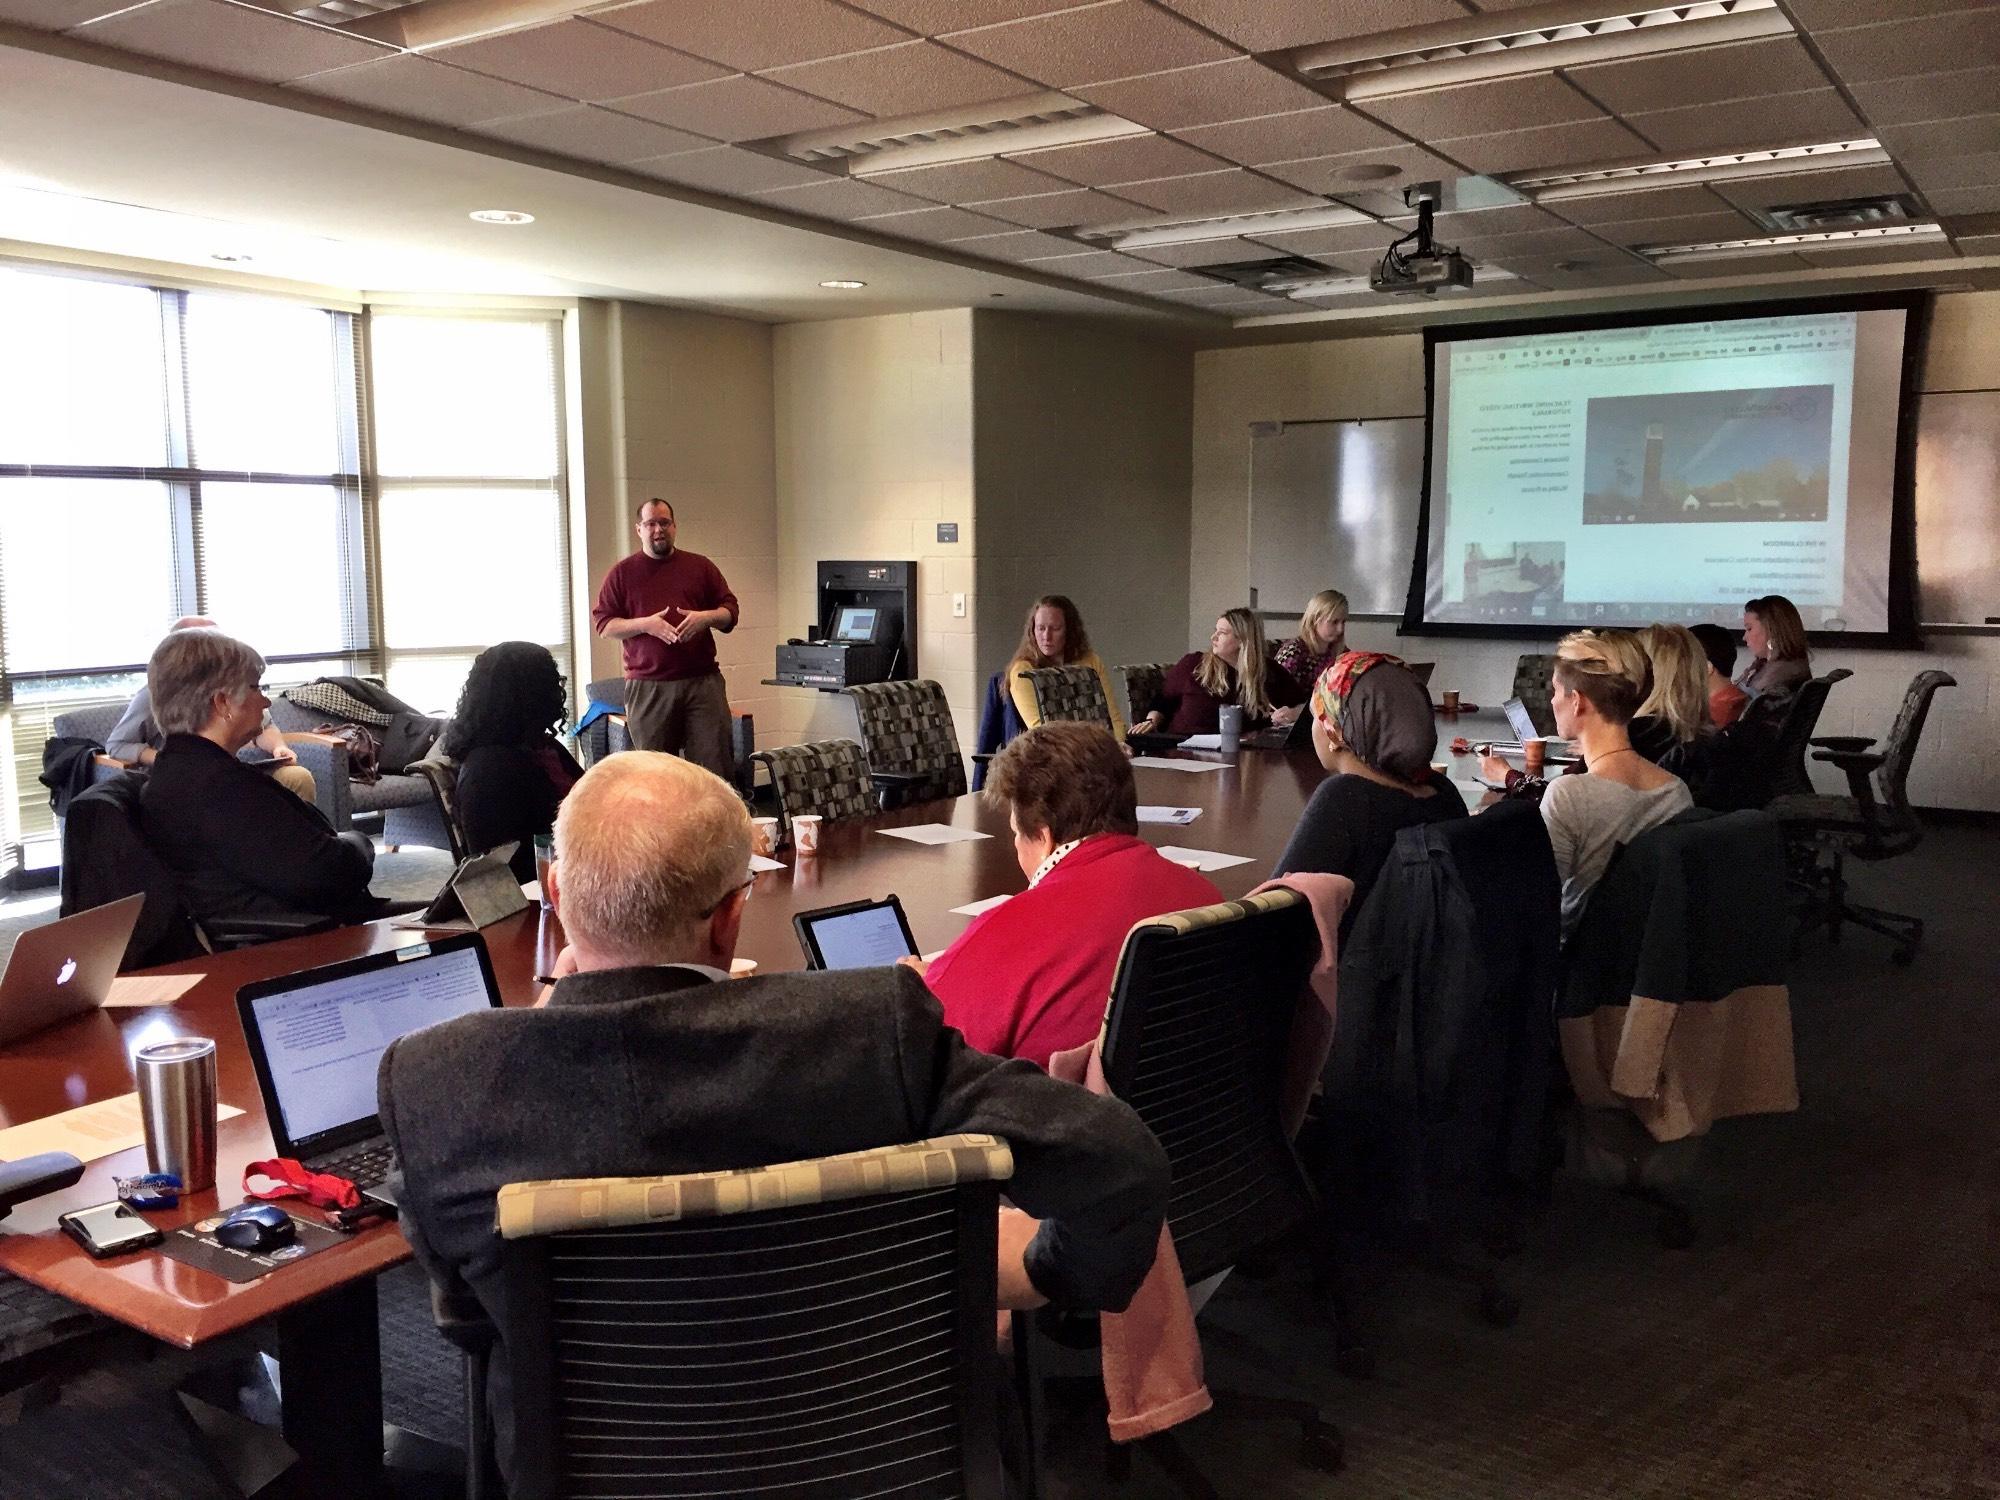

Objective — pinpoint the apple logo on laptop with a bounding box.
[56,958,76,985]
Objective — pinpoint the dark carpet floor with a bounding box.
[3,824,1993,1498]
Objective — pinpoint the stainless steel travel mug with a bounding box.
[1219,704,1243,754]
[135,1037,218,1192]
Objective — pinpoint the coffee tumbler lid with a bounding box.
[136,1037,217,1064]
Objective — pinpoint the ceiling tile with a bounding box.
[1106,168,1325,216]
[76,0,389,84]
[475,106,714,163]
[628,144,835,192]
[1907,152,2000,191]
[1255,142,1459,194]
[608,74,865,140]
[590,0,911,71]
[1427,203,1564,238]
[1812,10,2000,85]
[953,228,1095,260]
[1017,248,1138,273]
[1796,239,1960,267]
[760,40,1033,117]
[1550,184,1737,225]
[962,187,1147,228]
[854,204,1021,240]
[1927,184,2000,216]
[1119,236,1296,266]
[1355,76,1606,142]
[1442,226,1619,259]
[942,0,1236,90]
[291,55,566,126]
[749,175,937,218]
[1436,118,1651,176]
[1082,266,1223,291]
[430,19,726,101]
[1074,59,1335,132]
[1663,252,1813,277]
[1007,131,1221,185]
[1712,164,1911,213]
[1953,233,2000,255]
[862,157,1072,204]
[1879,116,2000,161]
[1943,210,2000,236]
[1594,210,1765,248]
[1256,221,1405,256]
[1782,0,1979,26]
[4,0,134,29]
[841,0,1097,28]
[1563,39,1830,116]
[1622,89,1866,157]
[1489,252,1665,285]
[1076,252,1201,278]
[1171,107,1406,168]
[1850,67,2000,129]
[1150,0,1467,51]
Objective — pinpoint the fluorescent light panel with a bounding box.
[769,93,1148,176]
[1081,203,1377,250]
[1293,0,1790,99]
[1515,139,1888,200]
[1644,222,1946,263]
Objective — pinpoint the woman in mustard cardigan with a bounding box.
[1006,595,1128,740]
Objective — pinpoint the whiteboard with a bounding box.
[1914,390,2000,627]
[1248,418,1425,619]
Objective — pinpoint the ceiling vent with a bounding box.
[285,0,412,22]
[1194,255,1347,291]
[1293,0,1791,99]
[765,94,1147,177]
[1753,195,1924,234]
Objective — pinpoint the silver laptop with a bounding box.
[0,895,145,1046]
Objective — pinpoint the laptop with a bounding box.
[0,895,144,1046]
[1241,710,1315,752]
[1500,698,1578,764]
[236,933,502,1206]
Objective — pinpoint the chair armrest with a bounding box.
[92,753,131,770]
[288,738,351,830]
[969,752,995,765]
[1816,749,1888,837]
[871,770,925,811]
[1809,735,1875,753]
[1812,748,1886,773]
[203,913,339,949]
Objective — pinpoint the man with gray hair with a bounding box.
[379,752,1169,1483]
[139,628,379,928]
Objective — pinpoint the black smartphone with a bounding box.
[58,1200,164,1258]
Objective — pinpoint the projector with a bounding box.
[1372,182,1474,297]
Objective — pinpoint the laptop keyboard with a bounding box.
[314,1141,394,1188]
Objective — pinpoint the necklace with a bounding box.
[1587,746,1638,772]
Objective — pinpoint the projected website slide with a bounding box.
[1421,306,1907,633]
[1580,385,1833,526]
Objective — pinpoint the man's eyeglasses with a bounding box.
[699,879,753,919]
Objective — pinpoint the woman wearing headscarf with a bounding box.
[1272,651,1467,937]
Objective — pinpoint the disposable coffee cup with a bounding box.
[1442,689,1461,712]
[750,817,779,857]
[729,958,758,980]
[1218,704,1243,754]
[793,814,823,855]
[1523,738,1547,775]
[135,1037,218,1193]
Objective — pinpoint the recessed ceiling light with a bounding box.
[819,278,867,289]
[1334,163,1402,183]
[209,252,253,263]
[469,209,534,225]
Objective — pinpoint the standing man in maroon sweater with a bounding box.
[592,499,740,781]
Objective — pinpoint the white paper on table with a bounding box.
[1155,845,1256,873]
[876,824,992,845]
[950,893,1012,918]
[102,972,203,1008]
[1175,733,1225,750]
[747,854,784,873]
[0,1092,245,1167]
[1136,806,1202,825]
[1128,756,1231,774]
[520,880,541,903]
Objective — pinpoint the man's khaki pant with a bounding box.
[273,763,317,804]
[624,674,735,783]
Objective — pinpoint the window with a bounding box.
[368,313,572,716]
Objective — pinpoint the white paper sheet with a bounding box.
[876,824,991,846]
[1129,756,1232,774]
[102,973,204,1009]
[0,1093,245,1167]
[747,854,784,873]
[1136,806,1202,825]
[1175,734,1225,750]
[950,894,1012,917]
[1155,845,1257,873]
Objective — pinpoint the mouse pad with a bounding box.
[155,1203,347,1284]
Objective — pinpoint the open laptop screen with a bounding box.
[241,939,496,1151]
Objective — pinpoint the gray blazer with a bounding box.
[378,962,1170,1471]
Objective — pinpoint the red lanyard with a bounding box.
[243,1157,361,1211]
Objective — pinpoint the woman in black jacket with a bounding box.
[444,643,583,882]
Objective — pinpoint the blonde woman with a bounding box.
[1273,589,1349,705]
[1006,595,1126,739]
[1485,630,1690,936]
[1736,595,1811,699]
[1133,608,1304,738]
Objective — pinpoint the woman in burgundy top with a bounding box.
[1132,607,1306,738]
[445,642,584,882]
[914,722,1221,1069]
[1272,588,1349,708]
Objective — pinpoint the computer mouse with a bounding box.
[216,1203,296,1253]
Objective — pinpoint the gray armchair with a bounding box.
[265,695,450,848]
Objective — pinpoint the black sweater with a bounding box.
[1274,772,1469,939]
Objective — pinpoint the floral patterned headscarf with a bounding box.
[1309,651,1438,783]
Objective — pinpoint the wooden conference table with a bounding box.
[0,719,1508,1490]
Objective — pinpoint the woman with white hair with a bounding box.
[139,628,379,928]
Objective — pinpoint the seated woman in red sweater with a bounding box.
[1130,607,1305,738]
[913,722,1221,1068]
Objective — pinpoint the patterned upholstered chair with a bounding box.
[481,1136,1014,1500]
[750,739,878,839]
[842,679,967,804]
[1117,663,1171,728]
[1511,654,1559,736]
[1025,665,1113,730]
